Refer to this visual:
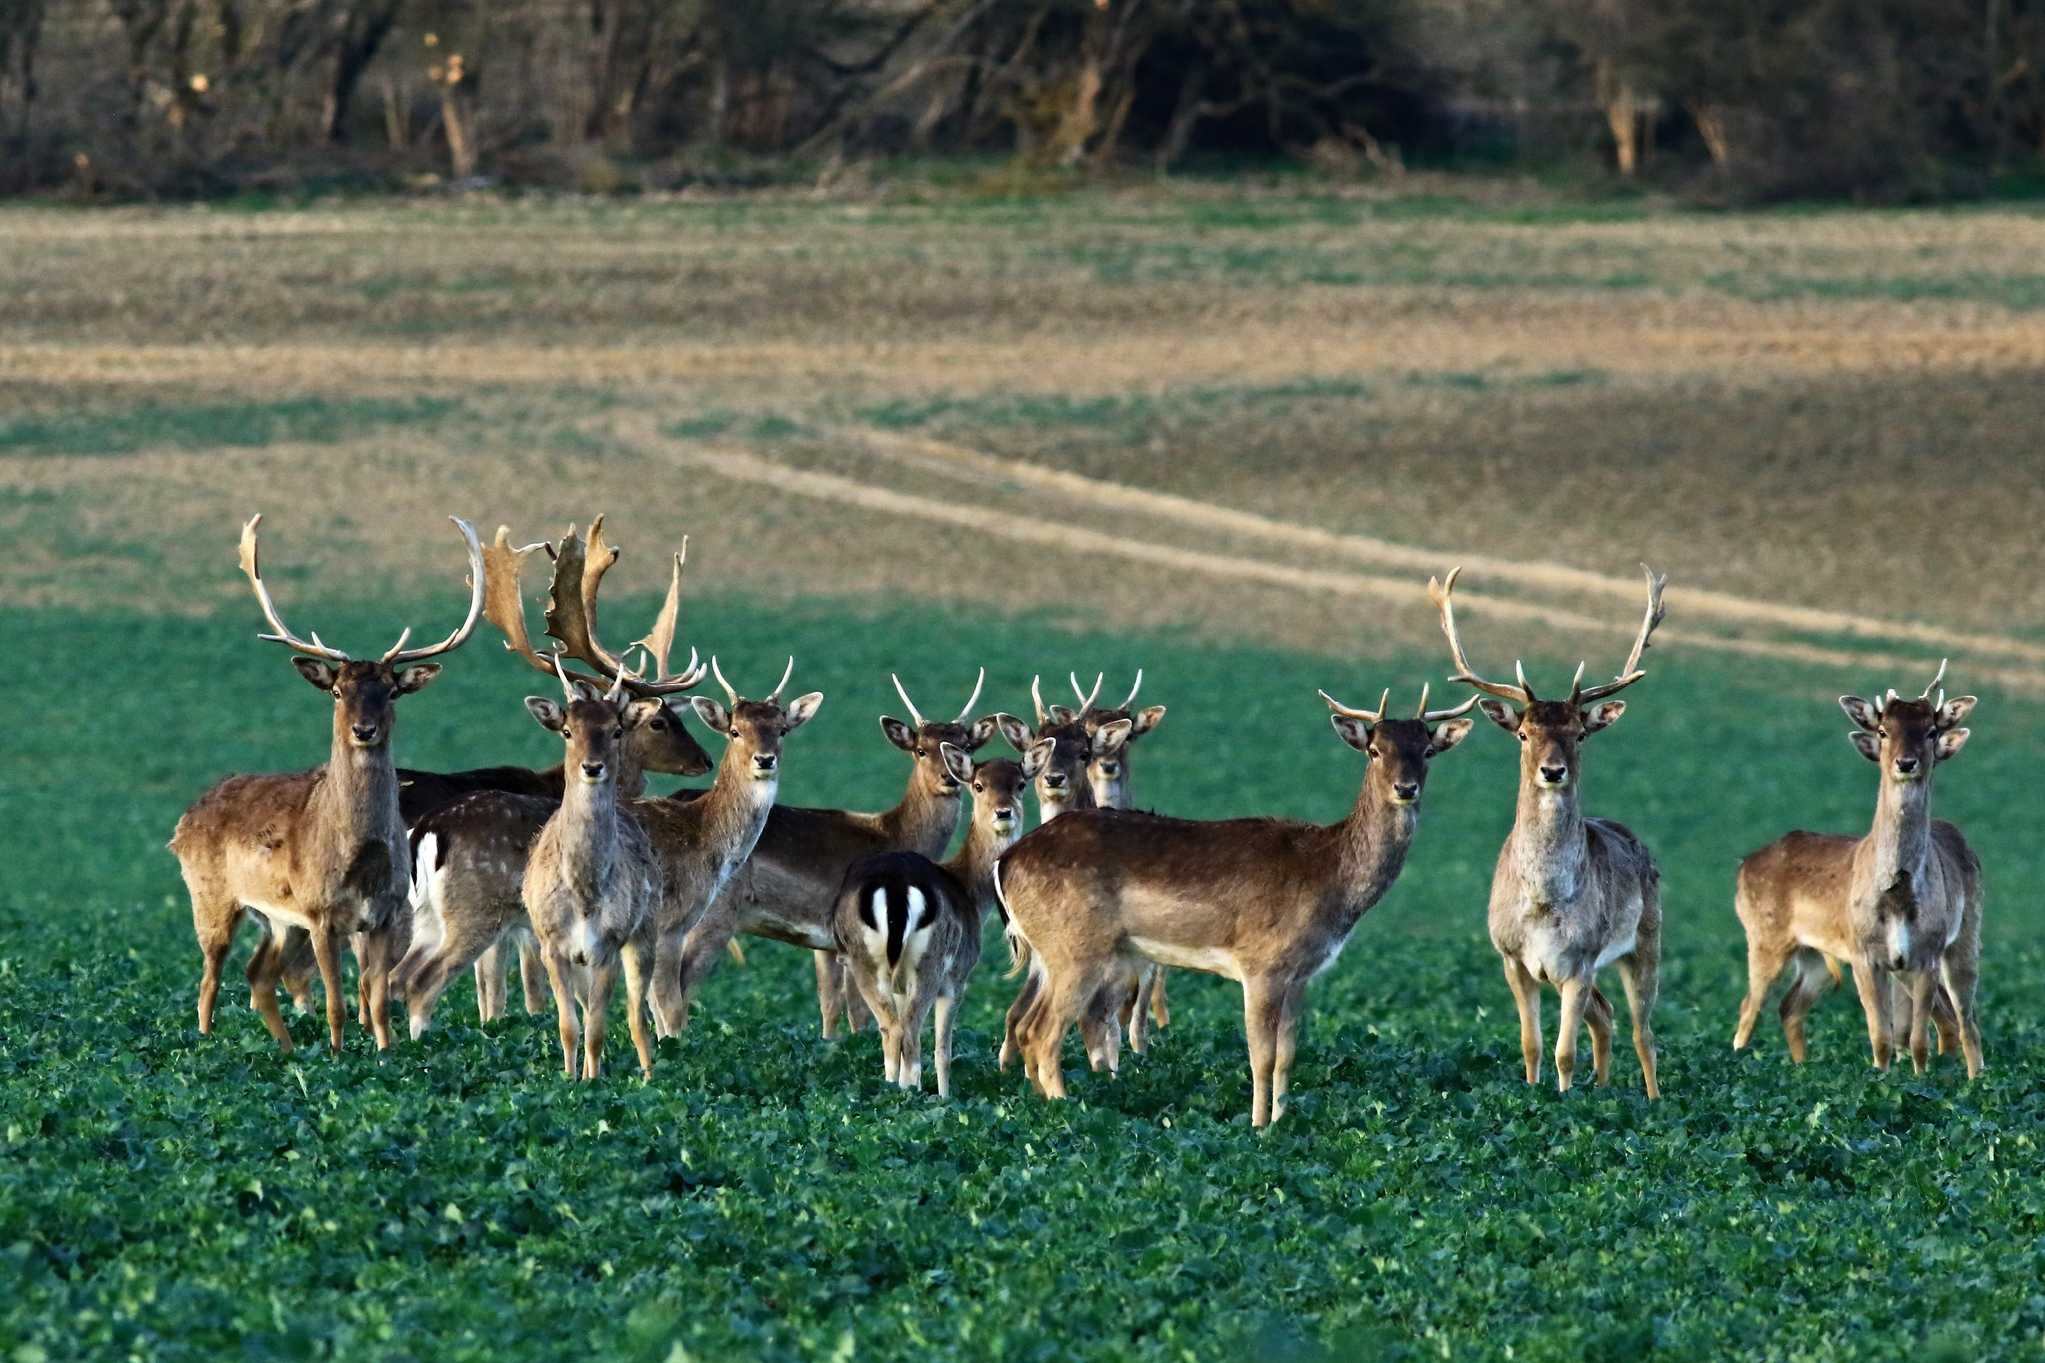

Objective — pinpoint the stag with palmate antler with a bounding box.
[1429,565,1668,1098]
[170,513,484,1054]
[995,678,1475,1127]
[1732,659,1984,1078]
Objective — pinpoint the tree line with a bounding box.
[4,0,2042,200]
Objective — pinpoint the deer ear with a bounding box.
[994,713,1035,752]
[1021,737,1056,781]
[394,663,442,695]
[965,716,999,751]
[525,696,567,732]
[1939,695,1978,730]
[1092,718,1134,756]
[783,692,824,730]
[1477,699,1519,734]
[1131,705,1167,738]
[691,696,731,734]
[1330,713,1371,753]
[1045,703,1077,726]
[1839,696,1881,732]
[1934,727,1971,763]
[939,741,975,785]
[879,716,916,752]
[623,698,665,730]
[1849,730,1881,763]
[1428,717,1475,754]
[293,657,341,691]
[1580,699,1626,735]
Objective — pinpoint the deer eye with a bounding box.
[728,728,740,739]
[1517,730,1528,742]
[330,688,341,699]
[1877,728,1888,739]
[649,717,666,730]
[612,728,623,740]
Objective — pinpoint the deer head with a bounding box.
[1430,565,1666,793]
[995,674,1129,816]
[940,740,1050,839]
[1840,658,1976,784]
[240,513,484,750]
[691,657,824,783]
[881,668,998,798]
[1066,670,1167,802]
[525,660,668,790]
[1321,684,1477,806]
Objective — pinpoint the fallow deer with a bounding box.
[170,513,484,1053]
[1731,661,1983,1077]
[1429,565,1668,1098]
[995,685,1477,1126]
[395,519,709,1035]
[831,741,1049,1097]
[686,671,998,1038]
[521,659,667,1079]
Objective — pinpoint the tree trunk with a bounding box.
[1595,58,1643,176]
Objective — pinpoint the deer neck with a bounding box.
[1510,777,1587,908]
[876,768,962,855]
[944,817,1020,929]
[554,774,622,899]
[1335,782,1419,916]
[695,753,780,864]
[1862,771,1932,896]
[317,719,400,841]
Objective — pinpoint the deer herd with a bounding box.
[170,514,1990,1126]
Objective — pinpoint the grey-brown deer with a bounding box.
[995,684,1476,1126]
[1429,565,1667,1098]
[830,741,1048,1097]
[1731,660,1983,1077]
[170,513,484,1053]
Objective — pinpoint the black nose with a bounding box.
[753,754,777,771]
[352,724,378,741]
[582,762,605,779]
[1045,773,1067,789]
[1540,764,1567,783]
[995,807,1017,821]
[1895,757,1920,774]
[1891,954,1908,971]
[1393,782,1420,800]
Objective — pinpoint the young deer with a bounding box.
[996,685,1476,1126]
[395,519,708,1035]
[1731,661,1982,1077]
[170,514,484,1053]
[1430,565,1668,1098]
[521,660,666,1080]
[831,742,1048,1097]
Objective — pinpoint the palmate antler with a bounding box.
[485,517,706,698]
[1428,564,1666,708]
[240,513,485,665]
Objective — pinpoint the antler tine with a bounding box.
[1575,564,1669,704]
[550,653,579,704]
[1118,668,1144,712]
[1414,682,1429,716]
[543,517,629,678]
[767,656,795,702]
[482,526,614,690]
[955,666,986,724]
[891,673,928,728]
[1076,672,1105,715]
[1919,657,1948,699]
[710,656,739,709]
[239,515,351,662]
[1319,688,1386,723]
[383,516,487,664]
[1513,660,1540,703]
[616,539,707,697]
[1421,691,1481,722]
[1427,567,1532,705]
[1031,675,1049,727]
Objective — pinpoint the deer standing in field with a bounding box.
[395,519,709,1035]
[170,513,484,1053]
[832,742,1049,1097]
[1430,565,1667,1098]
[996,684,1476,1126]
[1731,661,1982,1077]
[799,670,999,1039]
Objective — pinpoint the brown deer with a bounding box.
[170,513,484,1054]
[1429,565,1668,1098]
[803,669,999,1038]
[521,659,667,1079]
[678,671,997,1037]
[1731,661,1983,1077]
[996,684,1477,1126]
[830,741,1049,1097]
[394,519,709,1035]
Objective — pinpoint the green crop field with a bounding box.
[3,184,2044,1362]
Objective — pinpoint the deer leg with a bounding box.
[1904,971,1936,1075]
[659,916,737,1038]
[1732,938,1792,1051]
[813,950,844,1039]
[279,928,317,1015]
[309,927,347,1054]
[400,914,506,1041]
[1584,985,1615,1086]
[933,994,958,1099]
[1150,968,1171,1030]
[1028,973,1086,1101]
[619,938,655,1080]
[473,943,504,1024]
[1501,955,1541,1086]
[1000,972,1040,1073]
[540,949,581,1078]
[1849,959,1894,1070]
[1938,956,1983,1079]
[1243,976,1284,1128]
[1553,976,1591,1094]
[519,935,548,1014]
[900,1001,926,1091]
[581,960,618,1081]
[1930,987,1960,1057]
[1777,951,1834,1064]
[358,925,394,1052]
[352,931,372,1029]
[1121,968,1147,1056]
[1616,949,1661,1100]
[246,925,295,1052]
[1269,981,1307,1123]
[1083,981,1123,1075]
[844,980,872,1035]
[194,901,239,1036]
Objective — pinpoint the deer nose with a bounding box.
[1890,953,1909,971]
[752,753,778,772]
[1895,756,1920,775]
[1044,773,1067,790]
[1392,781,1420,801]
[1539,764,1567,784]
[351,723,379,742]
[581,762,606,781]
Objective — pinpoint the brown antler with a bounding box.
[239,515,350,661]
[483,525,614,692]
[1573,565,1668,704]
[539,517,705,697]
[1320,687,1392,722]
[380,517,486,665]
[1413,683,1480,722]
[1427,567,1535,704]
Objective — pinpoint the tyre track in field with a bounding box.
[609,416,2045,694]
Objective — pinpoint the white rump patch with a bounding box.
[1887,918,1913,965]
